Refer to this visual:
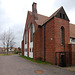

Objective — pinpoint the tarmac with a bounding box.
[0,55,75,75]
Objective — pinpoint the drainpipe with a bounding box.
[44,24,46,62]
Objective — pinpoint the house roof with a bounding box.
[29,11,49,25]
[42,6,63,24]
[70,23,75,38]
[29,6,69,26]
[29,6,62,25]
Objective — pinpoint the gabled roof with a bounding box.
[43,6,70,25]
[55,6,70,21]
[29,11,49,25]
[70,23,75,38]
[29,6,69,26]
[42,6,63,25]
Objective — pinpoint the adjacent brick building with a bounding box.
[21,2,75,66]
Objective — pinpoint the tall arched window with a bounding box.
[30,24,33,42]
[30,23,35,42]
[25,31,27,44]
[61,26,64,45]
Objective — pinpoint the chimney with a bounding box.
[32,2,38,20]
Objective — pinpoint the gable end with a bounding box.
[55,7,70,21]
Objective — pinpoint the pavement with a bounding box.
[0,55,75,75]
[63,66,75,71]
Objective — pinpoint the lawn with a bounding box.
[20,55,52,64]
[0,54,17,56]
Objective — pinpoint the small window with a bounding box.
[72,38,75,42]
[30,48,31,52]
[63,14,65,19]
[60,13,62,18]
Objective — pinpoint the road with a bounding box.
[0,55,75,75]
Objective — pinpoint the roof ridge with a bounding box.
[42,6,64,25]
[29,6,64,25]
[48,6,63,19]
[28,11,49,18]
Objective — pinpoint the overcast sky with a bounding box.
[0,0,75,47]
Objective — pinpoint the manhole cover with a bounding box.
[34,70,44,74]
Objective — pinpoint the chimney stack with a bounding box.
[32,2,38,20]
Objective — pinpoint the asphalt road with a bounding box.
[0,55,75,75]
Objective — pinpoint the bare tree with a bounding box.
[10,41,15,49]
[0,32,6,53]
[0,30,15,54]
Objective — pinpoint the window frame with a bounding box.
[30,24,33,42]
[61,26,65,45]
[25,31,27,44]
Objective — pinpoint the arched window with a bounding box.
[61,26,64,45]
[30,24,33,42]
[30,23,35,42]
[25,31,27,44]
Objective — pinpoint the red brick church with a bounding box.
[21,2,75,66]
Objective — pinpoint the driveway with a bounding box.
[0,55,75,75]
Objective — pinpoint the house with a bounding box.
[9,47,18,52]
[0,47,7,54]
[21,2,75,66]
[0,47,3,53]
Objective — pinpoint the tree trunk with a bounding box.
[7,45,8,55]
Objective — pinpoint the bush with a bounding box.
[15,51,18,54]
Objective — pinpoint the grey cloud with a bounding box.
[0,7,12,34]
[0,5,23,47]
[61,0,75,10]
[54,0,75,11]
[10,23,25,47]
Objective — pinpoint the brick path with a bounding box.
[0,55,75,75]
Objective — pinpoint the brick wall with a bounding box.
[44,18,55,64]
[21,40,24,56]
[69,44,75,65]
[54,17,70,52]
[34,17,70,65]
[33,26,42,60]
[23,11,38,57]
[72,44,75,65]
[54,17,70,65]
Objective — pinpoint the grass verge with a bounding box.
[20,55,52,64]
[0,54,8,56]
[0,54,17,56]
